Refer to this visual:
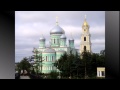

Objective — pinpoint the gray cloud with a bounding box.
[15,11,105,62]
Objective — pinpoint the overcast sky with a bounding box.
[15,11,105,62]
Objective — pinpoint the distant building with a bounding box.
[97,67,105,78]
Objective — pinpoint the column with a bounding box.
[100,71,102,77]
[97,71,99,77]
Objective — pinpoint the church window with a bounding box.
[46,56,47,61]
[52,56,53,61]
[84,46,86,51]
[84,37,86,41]
[54,39,55,43]
[50,66,52,70]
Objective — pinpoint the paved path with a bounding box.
[20,76,30,79]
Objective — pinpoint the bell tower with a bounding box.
[80,15,92,54]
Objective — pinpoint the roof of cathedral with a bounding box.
[50,25,65,35]
[60,34,66,39]
[57,50,65,52]
[43,48,55,53]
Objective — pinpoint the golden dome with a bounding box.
[83,20,88,26]
[83,15,89,26]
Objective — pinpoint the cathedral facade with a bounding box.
[33,16,91,74]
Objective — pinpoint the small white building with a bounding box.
[97,67,105,78]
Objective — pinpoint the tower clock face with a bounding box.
[84,27,87,32]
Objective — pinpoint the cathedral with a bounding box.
[33,15,92,74]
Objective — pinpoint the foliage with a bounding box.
[54,50,105,79]
[49,71,59,79]
[17,57,32,74]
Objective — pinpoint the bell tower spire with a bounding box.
[80,15,92,54]
[85,14,87,21]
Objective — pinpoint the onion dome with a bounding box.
[39,34,45,40]
[82,15,89,26]
[50,16,65,34]
[50,25,65,34]
[83,20,88,26]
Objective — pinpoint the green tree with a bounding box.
[49,71,59,79]
[81,51,92,79]
[17,57,32,74]
[54,50,105,79]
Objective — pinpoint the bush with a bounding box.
[49,71,59,79]
[29,74,43,79]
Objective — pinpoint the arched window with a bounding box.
[54,39,55,44]
[46,56,47,61]
[84,37,86,41]
[52,56,53,61]
[84,46,86,51]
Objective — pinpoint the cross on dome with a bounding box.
[85,14,87,20]
[56,16,58,25]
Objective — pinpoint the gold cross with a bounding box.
[85,14,87,20]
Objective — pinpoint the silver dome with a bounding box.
[50,25,65,34]
[43,48,55,53]
[69,38,74,40]
[40,37,45,40]
[39,35,45,40]
[60,34,66,39]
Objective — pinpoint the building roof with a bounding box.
[50,25,65,34]
[43,48,55,53]
[57,50,65,52]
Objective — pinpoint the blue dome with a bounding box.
[50,25,65,34]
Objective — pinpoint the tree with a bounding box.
[17,57,32,74]
[54,50,105,79]
[49,71,59,79]
[81,51,92,79]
